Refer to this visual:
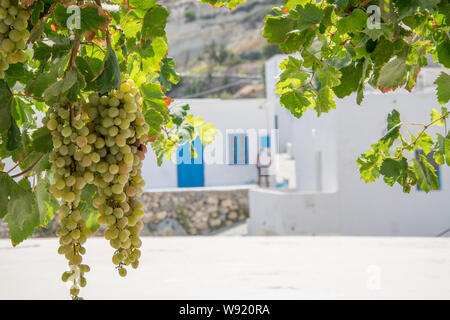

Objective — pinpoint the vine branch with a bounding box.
[10,154,45,179]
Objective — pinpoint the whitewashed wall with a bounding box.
[249,89,450,236]
[141,99,274,188]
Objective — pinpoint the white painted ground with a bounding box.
[0,236,449,300]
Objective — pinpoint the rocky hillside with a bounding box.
[159,0,280,98]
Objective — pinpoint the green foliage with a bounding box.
[357,108,449,193]
[198,0,247,9]
[435,72,450,104]
[0,172,57,246]
[184,10,197,22]
[260,0,449,193]
[0,0,217,247]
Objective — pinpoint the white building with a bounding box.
[248,55,450,237]
[139,54,449,236]
[141,98,277,188]
[3,55,448,237]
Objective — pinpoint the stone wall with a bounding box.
[0,187,250,238]
[140,188,249,236]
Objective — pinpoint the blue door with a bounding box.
[177,136,204,188]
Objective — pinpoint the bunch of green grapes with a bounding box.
[43,102,95,300]
[86,77,148,277]
[0,0,30,78]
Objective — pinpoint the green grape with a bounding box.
[0,1,29,78]
[79,277,87,288]
[70,286,80,297]
[82,78,148,279]
[1,38,14,52]
[7,5,17,16]
[118,268,127,277]
[8,29,21,41]
[48,103,94,300]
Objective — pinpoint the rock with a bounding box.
[155,211,168,221]
[210,219,221,227]
[197,222,209,231]
[153,218,187,236]
[228,211,238,220]
[221,199,233,208]
[207,196,218,205]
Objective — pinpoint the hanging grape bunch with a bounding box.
[44,102,94,300]
[0,0,219,301]
[86,76,148,277]
[0,0,29,78]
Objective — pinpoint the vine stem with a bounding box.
[13,93,44,101]
[6,151,34,174]
[67,32,81,73]
[80,41,105,53]
[400,111,450,154]
[10,154,45,179]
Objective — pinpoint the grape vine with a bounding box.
[0,0,218,299]
[0,0,448,300]
[258,0,449,193]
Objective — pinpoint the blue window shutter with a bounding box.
[261,136,270,149]
[245,135,249,164]
[228,134,236,165]
[228,134,249,165]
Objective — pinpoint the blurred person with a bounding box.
[257,148,271,188]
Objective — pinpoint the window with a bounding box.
[260,136,270,149]
[228,134,248,165]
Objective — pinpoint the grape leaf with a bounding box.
[276,56,310,94]
[142,5,169,41]
[158,57,180,91]
[316,86,336,116]
[381,109,401,147]
[280,89,313,118]
[12,97,35,127]
[435,72,450,104]
[416,133,434,155]
[53,4,108,33]
[141,83,169,136]
[317,66,341,88]
[6,119,21,151]
[412,158,431,192]
[371,38,394,66]
[35,177,59,226]
[263,15,296,44]
[97,46,121,95]
[377,58,408,93]
[1,172,40,246]
[437,37,450,68]
[395,0,439,19]
[31,127,53,153]
[42,69,78,100]
[333,63,363,98]
[296,3,324,32]
[380,157,408,186]
[0,80,13,132]
[337,8,367,34]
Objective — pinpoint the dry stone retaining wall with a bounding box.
[140,188,249,236]
[0,187,250,238]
